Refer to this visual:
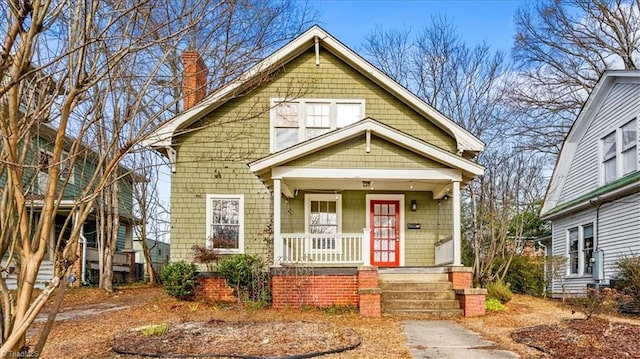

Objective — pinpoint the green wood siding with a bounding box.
[286,134,443,169]
[171,45,459,264]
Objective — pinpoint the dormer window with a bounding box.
[601,118,637,184]
[270,99,364,152]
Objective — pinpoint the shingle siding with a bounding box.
[170,44,460,265]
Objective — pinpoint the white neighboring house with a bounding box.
[541,70,640,296]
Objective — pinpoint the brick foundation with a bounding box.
[197,275,236,302]
[271,273,358,308]
[455,288,487,316]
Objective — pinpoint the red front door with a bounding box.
[370,200,400,267]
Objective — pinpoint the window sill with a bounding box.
[565,274,594,279]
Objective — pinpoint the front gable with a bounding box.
[542,71,640,218]
[144,26,483,158]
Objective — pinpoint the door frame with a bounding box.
[365,194,405,267]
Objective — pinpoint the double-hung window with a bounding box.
[621,119,638,175]
[305,194,342,252]
[206,194,244,253]
[567,223,595,276]
[271,99,365,152]
[601,118,638,183]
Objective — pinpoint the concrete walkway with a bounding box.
[403,320,520,359]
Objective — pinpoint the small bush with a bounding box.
[502,255,545,296]
[160,261,198,300]
[485,298,507,312]
[615,256,640,300]
[486,280,513,304]
[217,254,270,302]
[140,324,168,337]
[568,287,629,318]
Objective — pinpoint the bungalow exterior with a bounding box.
[145,26,486,316]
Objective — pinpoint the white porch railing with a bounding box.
[435,235,453,265]
[278,230,368,265]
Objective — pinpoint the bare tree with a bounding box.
[0,0,314,355]
[363,18,550,286]
[510,0,640,154]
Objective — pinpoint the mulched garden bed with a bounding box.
[113,320,360,358]
[511,317,640,358]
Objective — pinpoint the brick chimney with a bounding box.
[182,51,208,110]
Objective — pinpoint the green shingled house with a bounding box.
[145,26,486,316]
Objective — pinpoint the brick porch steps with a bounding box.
[379,268,463,317]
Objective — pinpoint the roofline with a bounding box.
[142,25,484,155]
[248,117,485,177]
[541,69,640,214]
[541,171,640,220]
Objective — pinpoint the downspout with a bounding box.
[79,214,87,284]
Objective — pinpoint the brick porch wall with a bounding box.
[455,288,487,316]
[271,273,358,308]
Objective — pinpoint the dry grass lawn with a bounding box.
[24,285,640,358]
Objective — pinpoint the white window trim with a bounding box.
[269,98,365,152]
[600,117,638,184]
[304,193,342,254]
[205,194,244,254]
[566,222,595,277]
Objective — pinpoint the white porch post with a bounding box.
[273,178,283,266]
[452,180,461,266]
[362,228,371,266]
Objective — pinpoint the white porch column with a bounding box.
[452,180,462,266]
[273,178,283,266]
[362,228,371,266]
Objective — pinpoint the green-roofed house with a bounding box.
[540,70,640,296]
[144,26,487,316]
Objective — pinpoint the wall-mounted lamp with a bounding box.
[411,199,417,212]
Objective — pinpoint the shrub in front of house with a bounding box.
[614,256,640,313]
[217,254,271,303]
[486,280,513,304]
[502,255,545,296]
[485,297,507,312]
[160,261,198,301]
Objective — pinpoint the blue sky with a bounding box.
[310,0,528,54]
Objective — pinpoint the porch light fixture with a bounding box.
[362,180,371,188]
[411,200,417,212]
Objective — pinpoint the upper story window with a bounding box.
[39,149,74,184]
[271,99,365,152]
[601,118,638,184]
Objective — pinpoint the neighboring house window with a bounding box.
[568,228,579,275]
[39,149,74,183]
[567,223,594,276]
[271,99,365,151]
[305,194,342,251]
[601,118,638,183]
[621,119,637,175]
[583,224,594,275]
[206,194,244,253]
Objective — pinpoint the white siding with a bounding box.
[558,83,640,203]
[597,193,640,280]
[550,194,640,296]
[550,209,597,296]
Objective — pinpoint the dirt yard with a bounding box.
[24,285,640,358]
